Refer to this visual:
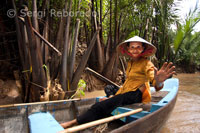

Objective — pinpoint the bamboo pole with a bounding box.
[85,67,120,88]
[0,98,80,108]
[60,108,143,133]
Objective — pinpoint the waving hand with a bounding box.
[154,62,176,85]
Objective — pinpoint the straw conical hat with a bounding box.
[117,36,157,58]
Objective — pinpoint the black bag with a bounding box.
[104,85,119,97]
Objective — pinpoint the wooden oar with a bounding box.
[59,108,143,133]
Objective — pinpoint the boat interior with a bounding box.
[0,78,178,133]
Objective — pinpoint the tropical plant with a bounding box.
[172,1,200,72]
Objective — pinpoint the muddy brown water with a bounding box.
[82,72,200,132]
[160,72,200,133]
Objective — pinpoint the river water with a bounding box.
[160,72,200,133]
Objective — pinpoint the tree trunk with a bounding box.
[143,18,149,39]
[84,20,90,46]
[11,0,25,69]
[109,0,113,49]
[60,0,72,91]
[103,51,118,81]
[42,3,49,67]
[42,16,49,81]
[112,53,119,81]
[70,29,100,91]
[69,19,80,82]
[118,13,122,43]
[32,0,41,54]
[94,12,104,73]
[88,0,97,70]
[12,0,28,102]
[114,0,118,47]
[100,0,103,41]
[105,33,111,63]
[19,21,31,102]
[51,0,68,79]
[24,6,47,102]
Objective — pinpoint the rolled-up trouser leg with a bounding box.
[77,89,142,124]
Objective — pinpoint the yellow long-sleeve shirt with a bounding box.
[115,57,162,103]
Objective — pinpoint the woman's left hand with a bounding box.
[154,62,176,85]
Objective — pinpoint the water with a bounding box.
[161,72,200,133]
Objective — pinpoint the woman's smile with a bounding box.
[128,42,144,59]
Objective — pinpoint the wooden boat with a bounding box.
[0,78,178,133]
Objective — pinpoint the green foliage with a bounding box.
[25,0,200,73]
[174,31,200,72]
[70,79,86,98]
[172,1,200,65]
[174,27,184,52]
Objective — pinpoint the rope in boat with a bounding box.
[94,123,108,133]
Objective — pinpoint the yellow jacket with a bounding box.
[115,57,162,103]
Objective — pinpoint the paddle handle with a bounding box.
[59,108,143,133]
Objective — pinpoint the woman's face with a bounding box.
[128,42,144,59]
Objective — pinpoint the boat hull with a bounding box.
[0,78,178,133]
[111,91,178,133]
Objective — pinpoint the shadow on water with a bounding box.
[161,72,200,133]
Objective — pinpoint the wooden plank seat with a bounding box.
[123,91,169,112]
[28,112,64,133]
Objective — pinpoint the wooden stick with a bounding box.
[32,28,62,56]
[85,67,120,88]
[18,17,62,56]
[60,108,143,133]
[119,57,126,77]
[0,98,80,108]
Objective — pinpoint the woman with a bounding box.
[61,36,176,128]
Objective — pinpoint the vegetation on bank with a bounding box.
[0,0,199,102]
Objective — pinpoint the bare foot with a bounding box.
[99,97,108,102]
[60,119,77,128]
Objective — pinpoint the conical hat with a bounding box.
[117,36,157,58]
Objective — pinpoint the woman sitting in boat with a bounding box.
[61,36,176,128]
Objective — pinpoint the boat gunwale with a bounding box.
[111,92,178,132]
